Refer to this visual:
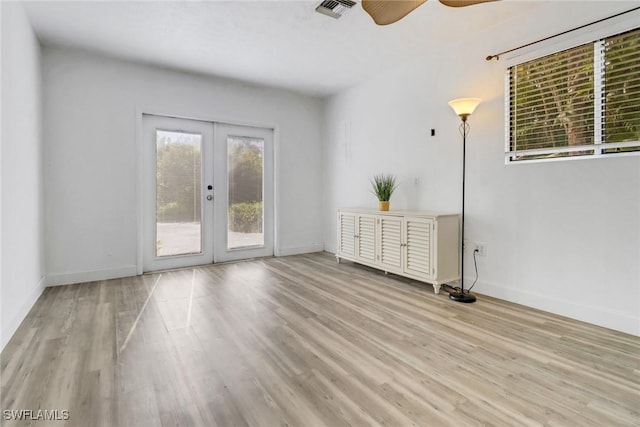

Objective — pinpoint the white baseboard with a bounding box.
[46,265,138,287]
[276,244,324,257]
[471,277,639,337]
[1,276,46,351]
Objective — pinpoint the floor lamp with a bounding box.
[448,98,481,303]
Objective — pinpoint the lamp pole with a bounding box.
[447,98,480,303]
[448,116,476,302]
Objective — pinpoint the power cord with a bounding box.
[467,249,479,292]
[443,248,479,294]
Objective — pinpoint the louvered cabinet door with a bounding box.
[378,215,403,272]
[403,217,434,280]
[338,212,356,258]
[356,214,376,263]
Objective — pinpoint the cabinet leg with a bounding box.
[433,284,441,295]
[336,256,341,264]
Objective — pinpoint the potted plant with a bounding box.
[370,173,398,211]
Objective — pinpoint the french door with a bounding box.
[142,114,273,272]
[214,123,274,262]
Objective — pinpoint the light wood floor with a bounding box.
[1,253,639,426]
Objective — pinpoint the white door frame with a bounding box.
[136,108,279,274]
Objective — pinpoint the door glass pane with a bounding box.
[156,130,202,257]
[227,136,264,249]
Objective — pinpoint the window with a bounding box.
[506,27,640,163]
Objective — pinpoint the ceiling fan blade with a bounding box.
[362,0,427,25]
[439,0,498,7]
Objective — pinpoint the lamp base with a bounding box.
[449,291,477,303]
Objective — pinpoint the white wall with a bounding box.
[323,16,640,335]
[43,47,324,285]
[1,2,45,350]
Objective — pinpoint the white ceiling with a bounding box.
[23,0,638,97]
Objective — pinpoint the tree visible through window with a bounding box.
[604,29,640,152]
[156,131,202,256]
[227,137,264,249]
[507,27,640,162]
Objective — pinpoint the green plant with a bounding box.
[370,174,398,201]
[229,201,263,233]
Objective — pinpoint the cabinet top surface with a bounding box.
[338,207,459,218]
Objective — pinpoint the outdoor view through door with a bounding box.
[156,130,202,257]
[228,136,264,249]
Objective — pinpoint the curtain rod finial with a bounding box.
[486,55,498,61]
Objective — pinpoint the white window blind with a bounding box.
[506,27,640,163]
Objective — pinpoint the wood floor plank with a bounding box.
[1,252,639,426]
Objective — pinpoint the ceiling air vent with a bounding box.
[315,0,356,19]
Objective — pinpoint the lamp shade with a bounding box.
[448,98,481,117]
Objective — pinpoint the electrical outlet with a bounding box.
[474,242,487,256]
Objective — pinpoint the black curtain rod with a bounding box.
[486,6,640,61]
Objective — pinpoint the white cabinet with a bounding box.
[336,209,459,294]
